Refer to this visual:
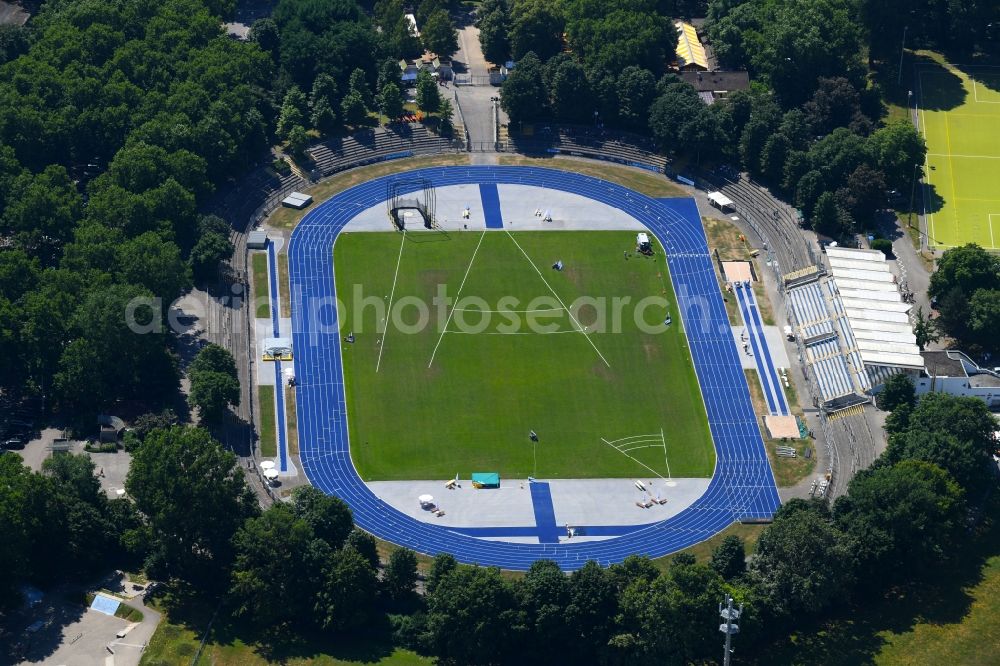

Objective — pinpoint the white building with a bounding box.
[916,350,1000,408]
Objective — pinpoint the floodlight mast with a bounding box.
[719,594,743,666]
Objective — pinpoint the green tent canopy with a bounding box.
[471,472,500,488]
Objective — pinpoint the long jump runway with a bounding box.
[288,166,780,570]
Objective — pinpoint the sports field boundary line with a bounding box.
[928,152,1000,159]
[989,214,1000,249]
[661,428,672,480]
[600,437,666,480]
[375,228,407,373]
[503,229,611,368]
[427,229,487,368]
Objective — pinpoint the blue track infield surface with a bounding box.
[529,482,561,544]
[289,167,780,570]
[479,183,504,228]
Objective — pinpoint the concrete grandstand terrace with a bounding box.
[288,166,780,569]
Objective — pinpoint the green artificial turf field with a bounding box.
[334,230,715,481]
[919,62,1000,249]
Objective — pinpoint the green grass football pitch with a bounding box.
[919,63,1000,250]
[334,230,716,481]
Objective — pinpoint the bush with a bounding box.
[272,158,291,174]
[870,238,893,257]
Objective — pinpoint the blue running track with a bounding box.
[734,283,788,415]
[289,167,780,570]
[266,241,290,472]
[529,482,561,544]
[479,183,505,228]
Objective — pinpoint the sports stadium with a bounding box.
[281,165,779,570]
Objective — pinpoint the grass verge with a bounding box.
[257,385,276,458]
[653,522,766,573]
[251,253,270,319]
[278,252,290,318]
[743,369,815,488]
[267,154,471,230]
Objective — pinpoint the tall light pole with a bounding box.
[719,595,743,666]
[898,25,909,86]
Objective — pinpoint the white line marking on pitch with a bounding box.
[928,152,1000,159]
[427,230,487,368]
[661,428,672,481]
[990,214,999,250]
[601,437,665,480]
[504,229,611,367]
[376,228,407,373]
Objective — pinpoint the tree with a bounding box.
[912,306,940,350]
[437,99,454,136]
[189,344,240,423]
[811,191,851,238]
[313,543,380,631]
[968,289,1000,353]
[616,66,657,131]
[230,504,315,628]
[885,429,994,498]
[803,77,867,135]
[426,552,457,594]
[564,561,618,662]
[478,7,510,65]
[340,90,368,126]
[421,10,458,56]
[549,59,592,122]
[500,51,547,125]
[276,86,308,139]
[126,426,258,585]
[189,219,234,285]
[836,164,886,224]
[383,548,419,604]
[750,499,854,618]
[869,120,927,191]
[563,0,675,73]
[291,485,354,548]
[877,373,915,412]
[427,565,518,663]
[834,461,966,585]
[345,528,379,569]
[415,70,441,114]
[760,134,791,185]
[116,232,192,305]
[349,68,373,107]
[516,560,571,661]
[248,18,280,57]
[710,534,746,581]
[649,85,702,149]
[931,244,1000,299]
[509,0,564,61]
[377,81,404,121]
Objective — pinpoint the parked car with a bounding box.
[2,437,26,449]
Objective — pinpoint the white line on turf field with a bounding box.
[661,428,672,481]
[928,152,1000,159]
[445,329,581,335]
[450,307,562,313]
[375,228,407,374]
[600,437,665,480]
[427,230,487,368]
[989,214,999,249]
[503,229,611,367]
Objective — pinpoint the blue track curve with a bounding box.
[289,166,780,570]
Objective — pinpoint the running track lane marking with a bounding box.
[503,229,611,367]
[427,229,487,368]
[375,227,407,374]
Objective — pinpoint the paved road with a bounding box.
[453,24,507,148]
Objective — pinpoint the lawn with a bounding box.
[336,230,715,481]
[251,252,270,318]
[278,252,291,318]
[917,55,1000,249]
[743,369,814,488]
[257,384,276,458]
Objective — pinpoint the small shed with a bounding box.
[247,231,268,249]
[281,192,313,209]
[707,191,735,213]
[471,472,500,488]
